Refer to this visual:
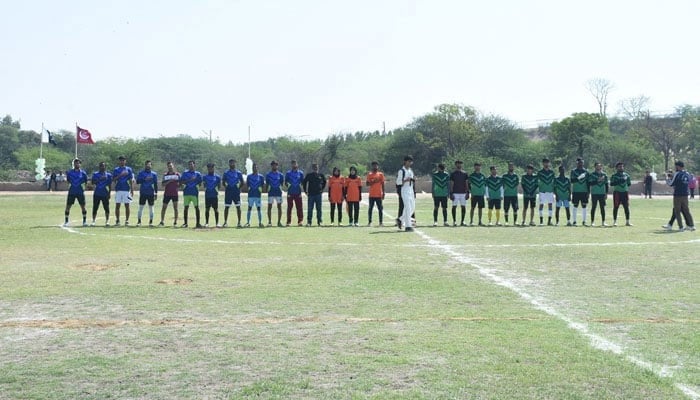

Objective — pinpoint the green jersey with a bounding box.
[588,171,608,195]
[469,172,486,196]
[521,174,538,198]
[554,176,571,200]
[537,168,555,193]
[570,168,590,193]
[610,171,631,192]
[502,172,520,197]
[432,171,450,197]
[485,175,503,200]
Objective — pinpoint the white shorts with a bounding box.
[452,193,467,206]
[268,196,283,205]
[539,192,555,205]
[115,191,133,204]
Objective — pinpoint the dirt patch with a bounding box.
[156,278,194,285]
[70,264,117,271]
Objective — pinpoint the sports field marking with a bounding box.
[409,226,700,399]
[59,224,700,249]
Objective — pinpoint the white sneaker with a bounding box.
[433,222,438,226]
[688,226,697,231]
[662,224,672,230]
[679,227,686,232]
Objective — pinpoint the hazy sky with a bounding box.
[2,0,698,144]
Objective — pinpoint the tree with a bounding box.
[549,113,608,166]
[586,78,615,118]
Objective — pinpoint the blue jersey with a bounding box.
[112,166,134,191]
[265,171,284,196]
[223,169,244,192]
[136,170,158,196]
[91,171,112,197]
[202,173,221,198]
[285,169,304,195]
[66,169,88,195]
[180,170,202,196]
[246,173,264,198]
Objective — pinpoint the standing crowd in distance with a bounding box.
[61,155,695,232]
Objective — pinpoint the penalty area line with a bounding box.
[411,226,699,400]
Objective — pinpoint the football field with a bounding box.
[0,192,698,399]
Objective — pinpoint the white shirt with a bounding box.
[396,166,414,196]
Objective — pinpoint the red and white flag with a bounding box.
[76,125,95,144]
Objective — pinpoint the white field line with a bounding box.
[409,226,698,399]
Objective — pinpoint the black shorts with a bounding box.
[433,196,447,208]
[591,194,606,206]
[205,197,218,208]
[572,192,589,207]
[66,193,86,206]
[93,196,109,209]
[523,197,536,209]
[225,188,241,206]
[139,194,155,206]
[613,192,629,207]
[503,196,518,211]
[471,195,485,209]
[487,198,501,210]
[163,195,178,205]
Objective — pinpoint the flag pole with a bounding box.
[40,122,44,159]
[74,122,78,160]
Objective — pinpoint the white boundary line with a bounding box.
[410,225,699,399]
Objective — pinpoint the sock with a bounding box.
[138,205,144,221]
[496,209,500,223]
[573,206,578,222]
[488,209,492,223]
[582,208,587,222]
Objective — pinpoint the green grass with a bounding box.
[0,192,698,399]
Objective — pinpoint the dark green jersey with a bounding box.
[432,171,450,197]
[521,174,538,198]
[485,175,503,199]
[554,176,571,200]
[610,171,631,192]
[469,172,486,196]
[537,168,555,193]
[501,172,519,197]
[588,171,609,195]
[570,168,590,193]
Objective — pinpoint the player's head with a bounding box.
[473,162,481,173]
[455,160,463,170]
[118,155,126,166]
[526,164,534,174]
[98,161,106,172]
[595,162,602,171]
[332,167,340,177]
[675,160,685,170]
[558,165,565,175]
[437,163,445,171]
[616,162,624,172]
[252,163,258,173]
[403,155,413,167]
[188,160,196,171]
[349,165,358,175]
[371,161,379,172]
[206,163,215,173]
[73,158,81,169]
[144,160,152,171]
[542,158,550,168]
[229,159,236,169]
[167,161,174,172]
[311,163,319,172]
[489,165,497,176]
[645,169,650,175]
[507,162,514,172]
[291,160,298,170]
[576,157,584,167]
[270,160,278,171]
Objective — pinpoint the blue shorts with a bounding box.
[248,197,261,208]
[556,199,570,208]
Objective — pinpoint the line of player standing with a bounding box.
[62,156,390,229]
[433,157,632,227]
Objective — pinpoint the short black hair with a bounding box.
[438,163,445,170]
[404,155,413,162]
[675,160,685,168]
